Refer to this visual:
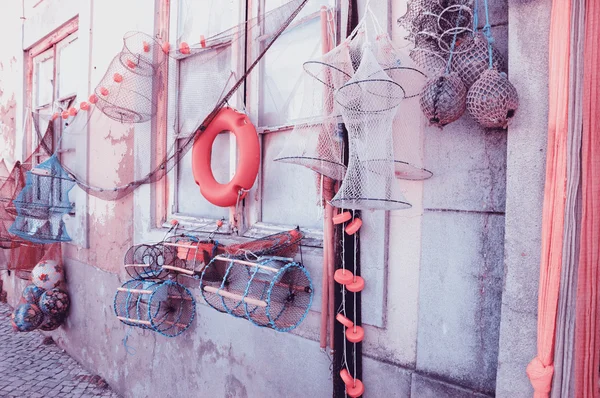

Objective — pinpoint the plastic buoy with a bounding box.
[143,41,150,52]
[336,314,354,328]
[200,35,206,48]
[68,107,77,116]
[346,379,364,397]
[340,369,354,387]
[80,102,90,111]
[179,42,190,54]
[100,87,109,96]
[89,94,98,104]
[126,59,136,69]
[162,42,170,54]
[170,219,179,226]
[346,276,365,293]
[346,325,364,343]
[113,73,123,83]
[51,113,59,121]
[334,269,354,285]
[61,111,69,120]
[333,211,352,225]
[345,218,362,235]
[216,220,224,228]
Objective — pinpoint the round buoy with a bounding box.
[143,41,150,52]
[80,101,90,111]
[113,73,123,83]
[346,379,364,398]
[346,325,364,343]
[100,87,109,96]
[334,269,354,285]
[162,42,170,54]
[61,111,69,120]
[89,94,98,104]
[346,276,365,293]
[68,107,77,117]
[126,59,136,69]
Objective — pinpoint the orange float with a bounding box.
[143,41,150,52]
[179,42,190,54]
[346,325,364,343]
[100,87,109,96]
[68,107,77,116]
[346,379,364,397]
[192,108,260,207]
[346,276,365,293]
[162,42,170,54]
[113,73,123,83]
[333,211,352,225]
[61,111,69,120]
[340,369,354,386]
[89,94,98,104]
[334,269,354,285]
[345,218,362,235]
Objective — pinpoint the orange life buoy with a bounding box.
[192,108,260,207]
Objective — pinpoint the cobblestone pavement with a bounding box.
[0,302,120,398]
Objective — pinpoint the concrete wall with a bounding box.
[0,0,551,397]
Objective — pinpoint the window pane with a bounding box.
[261,131,323,229]
[176,136,230,219]
[35,56,54,108]
[57,37,79,99]
[178,0,241,44]
[258,17,324,127]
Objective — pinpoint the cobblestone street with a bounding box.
[0,302,120,398]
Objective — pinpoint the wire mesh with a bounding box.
[147,281,196,337]
[224,229,304,260]
[419,72,467,127]
[466,68,519,129]
[124,244,172,280]
[113,279,157,329]
[200,257,313,332]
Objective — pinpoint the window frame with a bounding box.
[24,15,91,248]
[148,0,339,247]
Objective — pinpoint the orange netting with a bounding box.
[574,1,600,396]
[526,0,571,396]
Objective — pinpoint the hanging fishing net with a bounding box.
[420,72,467,127]
[200,257,312,332]
[329,45,410,210]
[273,40,353,180]
[451,32,504,88]
[30,0,309,202]
[9,155,75,244]
[466,68,519,129]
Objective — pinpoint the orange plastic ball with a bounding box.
[113,73,123,83]
[100,87,109,96]
[126,59,136,69]
[68,107,77,116]
[216,220,224,228]
[162,42,170,54]
[61,111,69,120]
[80,102,90,111]
[89,94,98,104]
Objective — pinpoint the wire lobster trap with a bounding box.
[200,256,313,332]
[114,279,195,337]
[123,244,174,280]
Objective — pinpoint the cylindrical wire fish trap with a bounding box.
[466,69,519,129]
[451,33,505,88]
[113,279,157,329]
[120,31,166,77]
[94,54,156,123]
[124,244,172,280]
[200,257,313,332]
[114,279,195,337]
[146,281,195,337]
[419,72,467,127]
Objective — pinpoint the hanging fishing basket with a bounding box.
[466,68,519,129]
[200,256,313,332]
[451,33,505,88]
[420,72,467,127]
[123,244,174,280]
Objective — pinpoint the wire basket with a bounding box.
[123,244,172,280]
[114,279,195,337]
[200,256,313,332]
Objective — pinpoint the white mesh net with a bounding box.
[330,46,411,210]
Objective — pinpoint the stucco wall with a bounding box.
[0,0,550,397]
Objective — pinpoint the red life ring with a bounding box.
[192,108,260,207]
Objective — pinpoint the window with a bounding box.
[164,0,336,242]
[25,16,89,247]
